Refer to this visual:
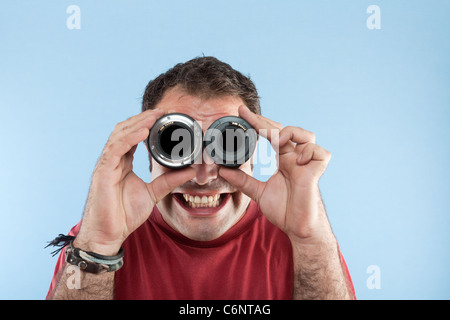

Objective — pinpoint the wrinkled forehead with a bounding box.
[154,87,243,131]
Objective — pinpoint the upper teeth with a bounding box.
[183,194,221,208]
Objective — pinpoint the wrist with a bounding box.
[65,240,124,274]
[73,235,122,256]
[289,233,338,264]
[288,227,336,247]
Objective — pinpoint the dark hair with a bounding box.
[142,56,261,115]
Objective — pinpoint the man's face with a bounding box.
[150,86,253,241]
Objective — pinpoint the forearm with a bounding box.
[48,261,115,300]
[289,188,354,300]
[291,237,353,300]
[48,236,117,300]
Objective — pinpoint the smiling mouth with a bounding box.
[173,192,231,212]
[182,193,221,208]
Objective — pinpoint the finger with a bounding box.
[102,127,150,170]
[297,143,331,166]
[147,167,196,204]
[111,108,164,140]
[100,110,164,171]
[218,167,265,204]
[238,105,283,143]
[125,144,138,158]
[276,126,315,155]
[114,108,165,132]
[119,144,139,180]
[279,126,315,146]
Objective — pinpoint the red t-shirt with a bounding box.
[47,200,354,299]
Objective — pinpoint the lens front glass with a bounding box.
[158,123,194,160]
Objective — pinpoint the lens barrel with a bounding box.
[147,113,203,169]
[148,114,257,169]
[204,116,257,168]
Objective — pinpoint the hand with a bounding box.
[75,109,195,255]
[219,106,333,244]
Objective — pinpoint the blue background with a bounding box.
[1,0,449,299]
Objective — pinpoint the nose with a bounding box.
[191,148,219,185]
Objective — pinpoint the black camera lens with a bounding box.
[204,116,257,168]
[147,113,203,169]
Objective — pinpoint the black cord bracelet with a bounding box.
[46,234,76,257]
[46,234,125,274]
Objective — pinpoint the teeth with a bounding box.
[182,193,221,208]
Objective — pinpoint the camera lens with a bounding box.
[147,113,203,169]
[204,116,257,168]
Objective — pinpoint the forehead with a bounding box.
[154,86,243,128]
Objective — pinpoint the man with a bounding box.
[47,56,355,300]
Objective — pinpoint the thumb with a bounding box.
[218,167,265,204]
[147,167,196,205]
